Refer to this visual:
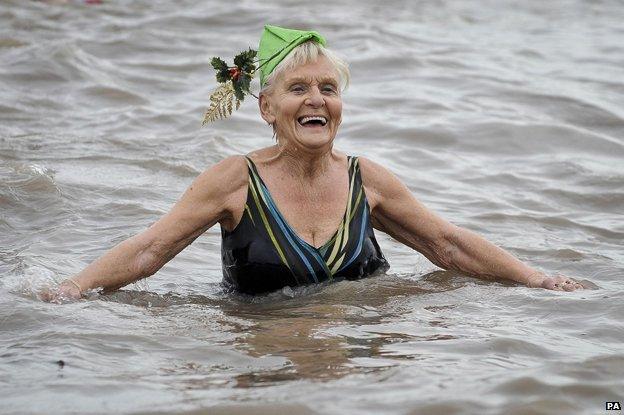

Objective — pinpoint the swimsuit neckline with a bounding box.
[245,156,352,252]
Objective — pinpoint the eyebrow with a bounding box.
[286,77,338,86]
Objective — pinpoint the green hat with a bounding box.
[258,24,326,86]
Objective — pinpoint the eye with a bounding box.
[321,84,338,94]
[290,84,306,93]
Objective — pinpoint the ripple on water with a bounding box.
[80,86,148,106]
[0,163,60,195]
[458,122,624,156]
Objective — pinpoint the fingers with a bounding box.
[563,282,576,291]
[555,281,584,291]
[38,285,82,303]
[39,288,54,302]
[58,286,82,300]
[564,278,584,291]
[535,274,594,292]
[552,278,584,292]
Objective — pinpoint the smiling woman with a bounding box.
[45,24,590,301]
[259,55,344,150]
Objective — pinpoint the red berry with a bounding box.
[228,67,241,81]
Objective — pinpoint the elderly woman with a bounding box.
[51,25,587,300]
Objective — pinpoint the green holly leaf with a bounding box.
[211,57,230,83]
[237,72,252,94]
[234,49,257,73]
[232,81,245,101]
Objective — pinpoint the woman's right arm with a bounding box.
[49,156,248,300]
[358,157,587,291]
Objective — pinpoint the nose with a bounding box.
[304,86,325,107]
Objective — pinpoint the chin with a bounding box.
[298,134,334,149]
[294,127,335,148]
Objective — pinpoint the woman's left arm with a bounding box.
[358,157,585,291]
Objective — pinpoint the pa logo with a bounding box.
[606,401,622,410]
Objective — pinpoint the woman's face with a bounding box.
[260,55,342,151]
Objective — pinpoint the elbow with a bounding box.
[128,236,166,280]
[135,250,159,279]
[432,226,490,277]
[430,241,456,271]
[426,227,460,271]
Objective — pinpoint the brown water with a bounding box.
[1,1,623,414]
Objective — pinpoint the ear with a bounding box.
[259,93,276,125]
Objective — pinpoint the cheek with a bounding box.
[277,98,299,118]
[331,100,342,122]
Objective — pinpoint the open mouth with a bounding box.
[297,116,327,127]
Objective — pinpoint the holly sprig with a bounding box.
[202,49,257,125]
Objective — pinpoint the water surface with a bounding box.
[1,1,623,414]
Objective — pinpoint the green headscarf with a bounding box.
[258,24,326,86]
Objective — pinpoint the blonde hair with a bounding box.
[260,41,350,95]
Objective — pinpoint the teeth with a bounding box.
[299,116,327,126]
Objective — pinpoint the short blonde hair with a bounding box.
[260,41,350,95]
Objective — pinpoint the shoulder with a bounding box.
[183,155,248,230]
[209,154,248,176]
[191,155,248,195]
[184,155,248,213]
[357,156,409,211]
[210,154,248,181]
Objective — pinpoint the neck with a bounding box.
[273,140,334,180]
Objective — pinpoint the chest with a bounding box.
[262,173,349,248]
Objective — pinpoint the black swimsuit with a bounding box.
[221,156,388,295]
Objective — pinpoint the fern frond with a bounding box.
[202,82,242,125]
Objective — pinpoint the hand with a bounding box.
[527,273,588,291]
[40,280,83,303]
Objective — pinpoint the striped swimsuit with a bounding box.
[221,156,388,295]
